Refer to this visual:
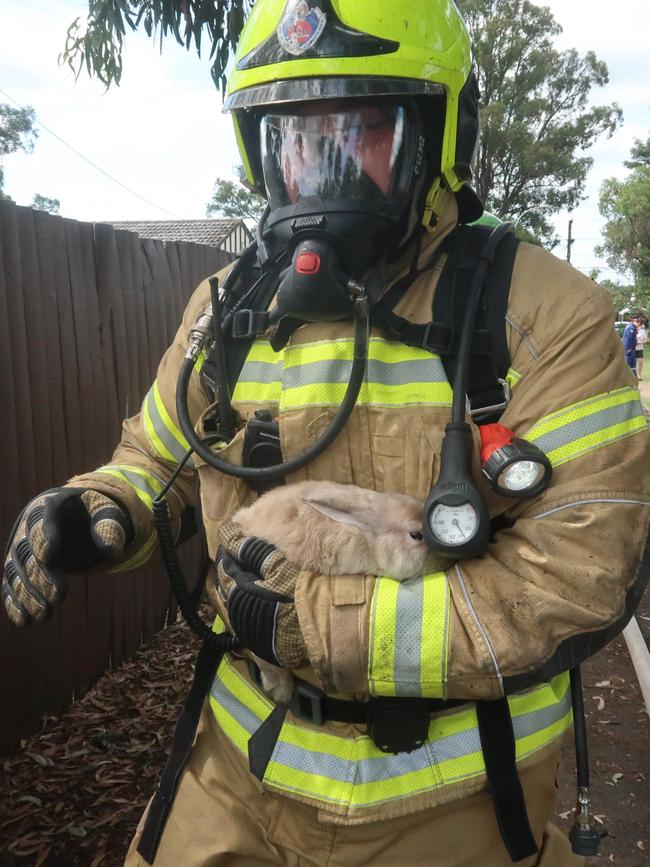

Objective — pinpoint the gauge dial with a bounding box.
[429,502,479,546]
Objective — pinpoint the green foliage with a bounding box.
[31,194,61,215]
[597,135,650,308]
[206,167,266,222]
[0,103,38,198]
[460,0,621,245]
[0,103,37,156]
[61,1,252,93]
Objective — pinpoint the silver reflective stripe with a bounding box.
[211,672,261,735]
[239,360,285,384]
[100,466,163,505]
[283,357,449,390]
[144,387,194,468]
[209,665,572,794]
[532,401,641,456]
[393,578,424,697]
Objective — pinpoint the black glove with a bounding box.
[2,488,132,626]
[216,522,309,670]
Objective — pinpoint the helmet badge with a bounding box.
[277,0,327,56]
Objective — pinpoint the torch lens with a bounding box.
[501,460,542,492]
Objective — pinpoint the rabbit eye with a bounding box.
[409,531,423,541]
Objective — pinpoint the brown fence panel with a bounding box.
[0,201,233,754]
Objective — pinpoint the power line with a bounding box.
[0,86,182,219]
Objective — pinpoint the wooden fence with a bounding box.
[0,200,233,755]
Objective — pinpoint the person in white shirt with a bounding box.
[635,317,648,379]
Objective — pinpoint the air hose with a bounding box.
[175,309,369,482]
[152,452,240,652]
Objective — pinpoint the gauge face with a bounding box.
[430,502,479,546]
[501,460,542,492]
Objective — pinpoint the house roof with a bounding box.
[109,218,251,247]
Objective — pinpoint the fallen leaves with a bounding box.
[0,615,200,867]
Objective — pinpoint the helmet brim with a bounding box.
[224,76,444,112]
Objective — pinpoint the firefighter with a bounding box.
[3,1,649,865]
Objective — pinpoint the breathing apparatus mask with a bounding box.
[260,98,427,321]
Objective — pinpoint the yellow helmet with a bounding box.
[224,0,482,226]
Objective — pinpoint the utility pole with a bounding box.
[566,219,575,264]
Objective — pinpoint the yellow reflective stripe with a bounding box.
[232,382,282,404]
[107,530,158,573]
[96,465,163,511]
[246,342,286,364]
[196,352,205,373]
[208,654,572,811]
[368,577,399,697]
[546,416,647,467]
[232,340,284,404]
[152,381,191,460]
[368,573,450,699]
[420,572,451,698]
[283,337,439,367]
[506,367,521,390]
[524,387,647,468]
[280,380,452,410]
[143,388,175,464]
[526,387,637,439]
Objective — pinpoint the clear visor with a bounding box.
[260,102,411,209]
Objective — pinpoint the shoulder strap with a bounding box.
[435,224,519,422]
[200,258,284,398]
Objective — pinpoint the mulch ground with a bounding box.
[1,600,648,867]
[0,620,202,867]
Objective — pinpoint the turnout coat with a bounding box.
[71,197,650,826]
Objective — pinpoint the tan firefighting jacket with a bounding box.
[70,195,650,823]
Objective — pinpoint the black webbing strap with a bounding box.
[373,225,519,422]
[476,698,538,862]
[137,639,225,864]
[247,669,469,780]
[432,224,518,421]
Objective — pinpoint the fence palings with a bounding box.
[0,201,233,754]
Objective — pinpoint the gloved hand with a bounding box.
[216,521,309,670]
[2,488,132,627]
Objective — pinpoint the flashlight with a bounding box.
[480,424,552,499]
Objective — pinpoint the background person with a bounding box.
[635,316,648,379]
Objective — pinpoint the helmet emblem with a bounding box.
[277,0,327,56]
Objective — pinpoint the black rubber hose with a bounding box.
[452,222,515,423]
[176,314,369,482]
[152,496,240,652]
[570,666,590,788]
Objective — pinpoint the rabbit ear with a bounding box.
[300,483,374,533]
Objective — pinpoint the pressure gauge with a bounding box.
[430,503,479,547]
[482,438,552,499]
[423,423,490,558]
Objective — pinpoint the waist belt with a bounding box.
[139,645,538,865]
[251,662,468,753]
[248,666,537,864]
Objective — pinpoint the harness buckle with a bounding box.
[366,698,430,754]
[467,378,511,419]
[231,309,270,340]
[289,679,324,726]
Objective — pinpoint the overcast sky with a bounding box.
[0,0,648,280]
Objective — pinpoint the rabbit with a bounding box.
[230,481,450,704]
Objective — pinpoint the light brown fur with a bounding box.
[231,481,449,702]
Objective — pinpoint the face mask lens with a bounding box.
[261,102,410,209]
